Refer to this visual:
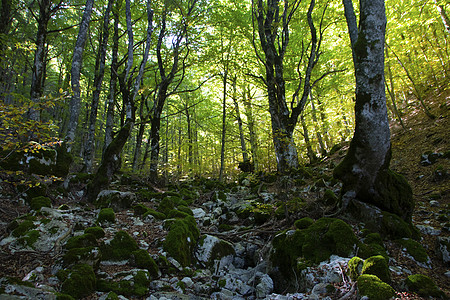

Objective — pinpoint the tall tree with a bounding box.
[148,0,197,180]
[333,0,413,221]
[82,0,113,172]
[29,0,65,122]
[252,0,323,173]
[65,0,94,152]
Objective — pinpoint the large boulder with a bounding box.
[195,234,235,269]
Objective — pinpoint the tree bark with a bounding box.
[300,112,317,164]
[334,0,414,221]
[435,0,450,34]
[243,85,259,171]
[29,0,53,122]
[232,76,248,163]
[65,0,94,152]
[83,0,113,172]
[103,1,121,155]
[219,70,227,182]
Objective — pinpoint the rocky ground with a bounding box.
[0,91,448,300]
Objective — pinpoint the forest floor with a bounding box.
[0,88,448,299]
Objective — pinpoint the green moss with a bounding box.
[357,274,395,300]
[347,256,364,281]
[54,142,72,177]
[271,218,358,278]
[11,220,36,237]
[397,238,429,263]
[101,230,138,261]
[97,208,115,224]
[133,203,150,216]
[365,233,383,245]
[30,196,51,210]
[63,247,100,269]
[163,216,200,267]
[84,226,105,239]
[167,209,190,219]
[143,208,166,220]
[322,189,338,206]
[131,249,159,278]
[294,217,314,229]
[405,274,446,298]
[98,271,150,297]
[361,255,390,283]
[65,233,98,250]
[17,229,40,247]
[55,293,76,300]
[381,211,420,240]
[177,205,193,216]
[5,276,34,287]
[218,223,233,232]
[375,169,415,222]
[358,242,389,261]
[105,292,119,300]
[60,264,96,299]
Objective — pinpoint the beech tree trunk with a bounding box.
[219,70,227,182]
[65,0,94,151]
[253,0,320,173]
[232,77,248,163]
[335,0,414,221]
[243,86,259,171]
[83,0,113,172]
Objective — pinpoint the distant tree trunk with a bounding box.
[384,47,406,129]
[300,112,317,164]
[243,85,259,171]
[219,70,227,182]
[310,91,327,156]
[232,76,248,162]
[29,0,53,122]
[0,0,13,101]
[103,1,120,154]
[435,0,450,34]
[317,97,332,149]
[334,0,414,221]
[185,102,193,171]
[83,0,113,173]
[87,0,153,202]
[132,91,147,171]
[65,0,95,152]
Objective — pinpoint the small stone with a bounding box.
[445,271,450,278]
[416,225,441,236]
[181,277,194,288]
[430,200,440,207]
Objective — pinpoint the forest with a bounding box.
[0,0,449,299]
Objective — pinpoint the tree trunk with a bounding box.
[384,47,406,129]
[132,93,147,171]
[65,0,95,152]
[83,0,113,172]
[243,85,259,171]
[334,0,414,221]
[309,91,327,156]
[219,70,227,182]
[232,76,248,163]
[103,1,120,155]
[435,0,450,34]
[300,112,317,164]
[29,0,52,122]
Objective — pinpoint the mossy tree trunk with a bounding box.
[335,0,414,221]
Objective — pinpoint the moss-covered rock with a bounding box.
[58,264,96,299]
[17,229,40,247]
[347,256,364,281]
[157,196,188,216]
[97,270,150,297]
[361,255,391,283]
[131,249,159,278]
[294,217,314,229]
[133,203,150,216]
[322,189,339,206]
[163,216,200,267]
[167,209,191,219]
[65,233,98,250]
[196,234,235,268]
[97,208,115,224]
[30,196,51,210]
[63,247,101,270]
[397,238,429,264]
[11,220,36,237]
[55,293,76,300]
[94,190,136,210]
[102,230,138,261]
[405,274,446,298]
[381,211,420,240]
[84,226,105,239]
[143,208,166,220]
[271,218,358,278]
[357,274,395,300]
